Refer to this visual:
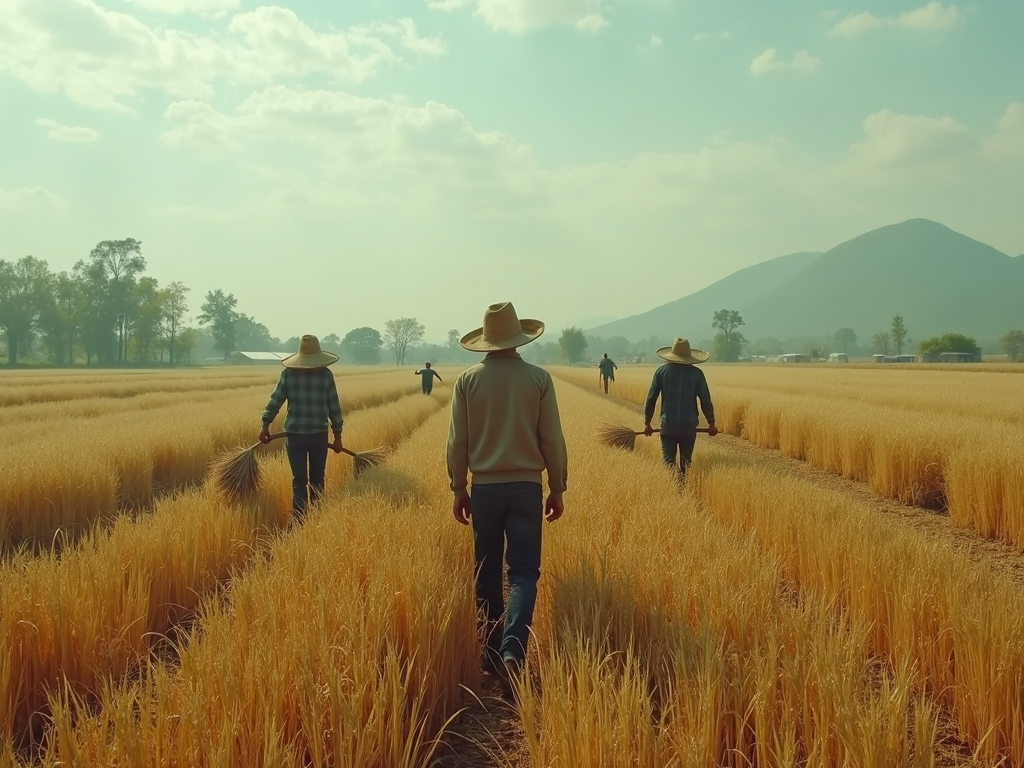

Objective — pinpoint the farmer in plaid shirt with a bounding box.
[643,338,718,480]
[259,335,344,521]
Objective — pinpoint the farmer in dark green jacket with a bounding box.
[643,338,718,480]
[414,362,442,395]
[598,353,617,393]
[259,335,344,521]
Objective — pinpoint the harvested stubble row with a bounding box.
[0,370,285,408]
[0,372,426,549]
[0,382,274,427]
[17,403,477,768]
[515,383,937,768]
[0,389,451,759]
[555,366,1024,551]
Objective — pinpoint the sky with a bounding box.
[1,0,1022,344]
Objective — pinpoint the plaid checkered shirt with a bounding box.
[261,368,344,435]
[643,363,715,428]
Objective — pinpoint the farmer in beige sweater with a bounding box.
[447,302,568,686]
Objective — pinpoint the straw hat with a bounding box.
[657,338,710,364]
[281,335,339,369]
[460,302,544,352]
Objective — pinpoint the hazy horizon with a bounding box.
[2,0,1022,344]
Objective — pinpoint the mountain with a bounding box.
[742,219,1024,342]
[588,219,1024,344]
[586,251,821,340]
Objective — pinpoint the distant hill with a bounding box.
[586,251,821,340]
[588,219,1024,343]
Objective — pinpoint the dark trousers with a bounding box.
[661,427,698,477]
[285,432,328,519]
[471,481,543,666]
[422,380,433,395]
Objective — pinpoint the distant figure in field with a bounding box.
[447,301,568,695]
[259,335,344,523]
[643,338,718,482]
[597,352,618,393]
[414,362,442,395]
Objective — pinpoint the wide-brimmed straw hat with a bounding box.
[281,335,339,369]
[657,338,710,364]
[460,302,544,352]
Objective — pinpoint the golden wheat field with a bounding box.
[1,363,1024,767]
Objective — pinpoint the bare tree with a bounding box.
[384,317,425,365]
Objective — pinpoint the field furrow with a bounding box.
[0,388,451,755]
[553,366,1024,551]
[15,400,476,768]
[0,373,427,551]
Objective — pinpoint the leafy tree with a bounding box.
[712,309,746,362]
[0,256,54,365]
[558,326,588,363]
[384,317,425,365]
[834,327,857,354]
[890,315,907,355]
[163,281,190,365]
[1001,329,1024,362]
[447,329,461,350]
[918,333,981,361]
[342,327,383,365]
[86,239,147,363]
[177,327,199,365]
[234,313,273,352]
[871,332,891,355]
[198,289,239,360]
[321,333,342,355]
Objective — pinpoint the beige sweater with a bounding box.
[446,352,568,496]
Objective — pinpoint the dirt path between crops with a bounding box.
[586,385,1024,588]
[430,672,531,768]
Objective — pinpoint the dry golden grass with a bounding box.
[21,402,476,768]
[555,365,1024,550]
[0,372,429,549]
[3,367,1023,766]
[0,390,451,754]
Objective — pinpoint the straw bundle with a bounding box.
[208,432,387,503]
[595,422,709,452]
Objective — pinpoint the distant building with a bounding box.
[872,354,886,363]
[779,353,810,363]
[883,354,918,363]
[828,353,848,363]
[938,351,974,363]
[230,351,290,365]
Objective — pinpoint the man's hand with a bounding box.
[258,426,271,444]
[545,493,564,522]
[452,495,471,525]
[707,424,719,437]
[643,422,654,437]
[331,435,344,453]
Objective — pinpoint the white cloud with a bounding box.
[426,0,608,34]
[831,2,963,37]
[649,34,663,48]
[0,0,445,111]
[123,0,239,17]
[694,31,729,42]
[0,186,64,210]
[750,49,820,76]
[35,118,100,142]
[847,110,979,167]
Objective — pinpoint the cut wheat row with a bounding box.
[0,373,427,550]
[551,383,1024,764]
[556,366,1024,551]
[0,390,451,757]
[15,400,476,768]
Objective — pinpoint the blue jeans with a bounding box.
[661,427,698,477]
[470,481,543,666]
[285,432,328,518]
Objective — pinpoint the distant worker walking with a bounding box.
[598,353,618,394]
[643,338,718,482]
[259,335,344,522]
[414,362,442,395]
[447,301,568,692]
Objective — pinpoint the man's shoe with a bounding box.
[500,656,524,701]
